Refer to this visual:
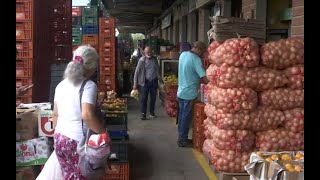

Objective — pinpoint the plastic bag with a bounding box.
[36,150,63,180]
[130,89,139,100]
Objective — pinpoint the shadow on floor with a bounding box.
[128,141,154,180]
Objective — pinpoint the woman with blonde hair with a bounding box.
[52,45,106,179]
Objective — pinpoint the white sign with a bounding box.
[161,14,172,29]
[38,110,55,137]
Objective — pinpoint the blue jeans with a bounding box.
[139,78,158,115]
[178,98,194,142]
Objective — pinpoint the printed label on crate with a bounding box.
[38,110,55,137]
[16,137,51,166]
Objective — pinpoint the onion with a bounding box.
[284,65,304,89]
[283,108,304,132]
[210,38,259,67]
[203,123,254,152]
[206,64,288,91]
[207,143,251,173]
[259,88,304,110]
[256,128,304,151]
[261,38,304,69]
[206,84,257,113]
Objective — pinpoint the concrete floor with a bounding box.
[125,97,209,180]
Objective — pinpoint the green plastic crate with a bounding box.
[72,35,82,45]
[82,6,98,17]
[72,27,82,36]
[82,16,98,26]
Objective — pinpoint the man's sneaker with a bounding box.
[141,114,147,120]
[150,113,157,118]
[177,139,193,148]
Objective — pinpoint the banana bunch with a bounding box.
[164,75,178,84]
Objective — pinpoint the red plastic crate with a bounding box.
[16,78,33,98]
[99,46,115,56]
[100,65,115,76]
[99,17,116,28]
[16,0,33,21]
[193,132,206,152]
[98,84,116,92]
[100,38,115,48]
[16,41,33,58]
[53,30,70,44]
[53,17,71,30]
[100,55,115,66]
[16,21,32,40]
[53,45,72,60]
[52,0,72,17]
[99,27,115,38]
[16,67,32,78]
[16,77,33,87]
[72,6,82,16]
[103,163,129,180]
[100,76,115,85]
[16,95,33,106]
[83,35,99,46]
[193,119,205,134]
[16,59,33,69]
[194,102,206,122]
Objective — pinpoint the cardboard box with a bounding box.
[16,109,39,141]
[16,137,52,166]
[268,160,304,180]
[169,51,180,60]
[232,176,250,180]
[17,102,52,110]
[16,166,41,180]
[160,51,171,59]
[38,110,54,137]
[245,152,304,180]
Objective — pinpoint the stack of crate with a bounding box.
[49,63,68,104]
[82,6,99,51]
[72,6,82,51]
[104,142,130,180]
[47,0,72,105]
[51,0,72,61]
[16,0,33,105]
[193,102,207,152]
[16,0,53,105]
[99,17,117,92]
[72,6,99,52]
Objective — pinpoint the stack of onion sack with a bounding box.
[164,83,178,117]
[203,38,260,173]
[257,37,304,151]
[202,37,304,173]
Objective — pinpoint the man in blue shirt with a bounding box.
[177,41,209,147]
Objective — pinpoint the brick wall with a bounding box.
[198,9,205,42]
[291,0,304,37]
[242,0,256,19]
[198,8,210,44]
[173,20,179,44]
[187,13,192,42]
[168,26,172,42]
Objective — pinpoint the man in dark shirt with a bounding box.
[133,46,162,120]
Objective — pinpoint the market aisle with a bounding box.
[126,97,209,180]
